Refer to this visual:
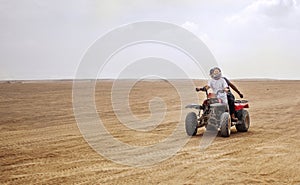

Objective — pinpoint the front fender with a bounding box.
[185,104,202,110]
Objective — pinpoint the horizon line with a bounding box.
[1,77,299,83]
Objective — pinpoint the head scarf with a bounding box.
[210,67,222,80]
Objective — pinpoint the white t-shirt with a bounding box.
[208,78,228,104]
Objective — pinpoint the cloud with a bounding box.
[182,21,199,33]
[181,21,211,46]
[247,0,297,16]
[214,0,300,79]
[226,0,300,29]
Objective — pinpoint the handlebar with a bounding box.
[196,87,208,96]
[196,87,227,97]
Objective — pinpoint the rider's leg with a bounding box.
[227,92,238,121]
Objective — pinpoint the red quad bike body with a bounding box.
[235,100,249,111]
[185,90,250,137]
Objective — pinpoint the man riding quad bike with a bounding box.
[185,67,250,137]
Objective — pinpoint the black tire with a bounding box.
[220,112,231,137]
[185,112,198,136]
[236,109,250,132]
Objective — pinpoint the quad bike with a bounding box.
[185,88,250,137]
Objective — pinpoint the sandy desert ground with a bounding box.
[0,80,299,184]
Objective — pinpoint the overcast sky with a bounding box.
[0,0,299,80]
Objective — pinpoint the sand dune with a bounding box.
[0,80,299,184]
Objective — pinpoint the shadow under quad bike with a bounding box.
[185,89,250,137]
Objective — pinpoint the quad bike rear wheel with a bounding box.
[220,112,231,137]
[185,112,198,136]
[235,109,250,132]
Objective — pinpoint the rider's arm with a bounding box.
[223,78,229,93]
[203,85,210,91]
[226,78,244,98]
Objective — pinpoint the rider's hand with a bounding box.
[199,87,206,91]
[239,93,244,98]
[196,87,206,92]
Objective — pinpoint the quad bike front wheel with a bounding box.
[185,112,198,136]
[235,109,250,132]
[220,112,231,137]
